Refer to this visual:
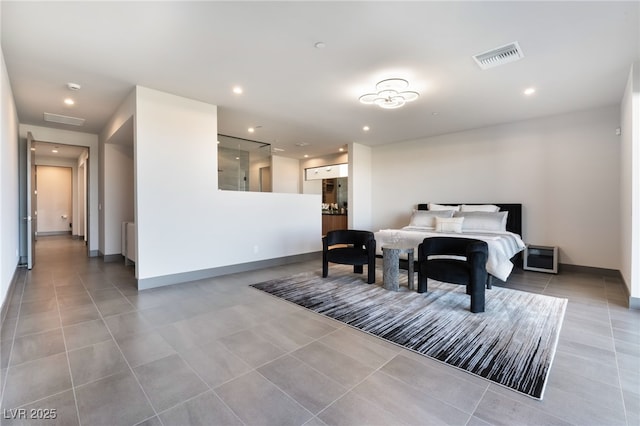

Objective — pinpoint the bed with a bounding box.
[374,203,526,282]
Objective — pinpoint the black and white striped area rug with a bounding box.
[250,267,567,400]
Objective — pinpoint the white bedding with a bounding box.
[374,226,526,281]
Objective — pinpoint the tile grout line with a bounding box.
[171,300,351,424]
[605,275,631,426]
[156,341,247,426]
[76,273,164,426]
[287,337,404,423]
[0,268,28,409]
[166,304,350,424]
[53,271,83,426]
[91,272,249,424]
[466,385,491,425]
[308,322,489,423]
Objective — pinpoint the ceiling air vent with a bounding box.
[43,112,85,126]
[473,42,524,70]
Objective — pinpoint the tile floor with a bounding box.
[0,236,638,426]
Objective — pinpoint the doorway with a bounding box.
[21,138,90,267]
[321,177,348,235]
[35,165,72,236]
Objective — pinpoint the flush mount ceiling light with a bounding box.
[359,78,419,109]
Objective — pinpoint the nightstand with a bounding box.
[524,245,558,274]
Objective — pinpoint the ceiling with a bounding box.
[31,141,87,162]
[2,1,638,160]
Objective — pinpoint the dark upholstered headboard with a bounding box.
[417,203,522,237]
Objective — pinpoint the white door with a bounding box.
[25,132,37,269]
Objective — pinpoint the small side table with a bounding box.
[524,244,558,274]
[382,245,414,291]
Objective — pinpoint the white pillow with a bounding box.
[408,210,455,228]
[454,211,508,232]
[434,216,464,233]
[428,203,460,212]
[460,204,500,213]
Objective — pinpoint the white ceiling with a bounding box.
[31,141,87,162]
[2,1,638,160]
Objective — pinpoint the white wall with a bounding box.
[134,87,320,287]
[371,106,621,270]
[271,155,300,193]
[0,46,20,309]
[620,63,640,301]
[34,166,72,233]
[249,153,270,192]
[19,125,99,255]
[99,91,136,257]
[349,143,372,230]
[103,143,134,255]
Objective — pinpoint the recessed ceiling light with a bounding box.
[303,154,309,158]
[248,127,255,133]
[431,112,439,116]
[524,87,536,96]
[314,42,326,49]
[30,147,36,151]
[339,148,344,152]
[363,126,370,131]
[64,98,75,106]
[233,86,243,94]
[52,148,59,153]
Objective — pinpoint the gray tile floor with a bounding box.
[0,236,638,426]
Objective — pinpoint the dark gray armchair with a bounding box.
[417,237,488,313]
[322,230,376,284]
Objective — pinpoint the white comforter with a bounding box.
[374,226,526,281]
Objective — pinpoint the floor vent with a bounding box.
[473,42,524,70]
[43,112,85,126]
